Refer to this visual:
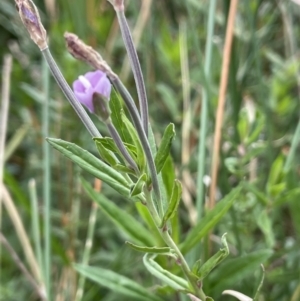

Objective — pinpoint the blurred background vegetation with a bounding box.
[1,0,300,300]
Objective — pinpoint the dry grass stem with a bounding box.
[209,0,239,208]
[0,231,46,300]
[1,184,43,285]
[44,0,56,20]
[0,55,12,203]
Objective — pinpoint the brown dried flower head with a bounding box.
[64,32,117,80]
[15,0,47,50]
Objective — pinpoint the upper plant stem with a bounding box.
[41,47,101,138]
[115,8,149,136]
[196,0,217,219]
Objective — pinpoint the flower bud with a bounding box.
[15,0,47,50]
[93,94,111,122]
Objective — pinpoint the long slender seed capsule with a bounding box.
[107,0,149,136]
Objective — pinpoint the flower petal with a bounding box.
[85,70,105,88]
[94,75,111,99]
[72,70,112,114]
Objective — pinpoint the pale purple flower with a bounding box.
[73,70,111,113]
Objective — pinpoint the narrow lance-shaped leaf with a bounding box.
[94,137,119,153]
[180,186,242,254]
[130,173,147,197]
[193,233,229,280]
[95,137,137,164]
[121,111,146,171]
[47,138,130,197]
[110,89,133,144]
[126,242,177,259]
[82,179,155,246]
[155,123,176,174]
[74,264,164,301]
[94,138,118,166]
[209,250,273,292]
[143,254,189,291]
[114,164,136,175]
[161,180,182,228]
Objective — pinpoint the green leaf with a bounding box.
[94,137,137,166]
[180,186,242,254]
[208,250,272,293]
[94,139,118,166]
[257,210,275,248]
[267,154,284,195]
[74,263,164,301]
[242,182,268,206]
[155,123,176,174]
[193,234,229,280]
[246,114,265,145]
[130,173,147,197]
[110,89,133,144]
[126,242,177,258]
[273,188,300,206]
[148,123,158,155]
[161,155,175,199]
[161,155,179,243]
[82,179,155,246]
[237,108,250,143]
[121,112,146,171]
[114,164,136,175]
[143,254,189,291]
[161,180,182,227]
[47,138,130,197]
[94,137,119,153]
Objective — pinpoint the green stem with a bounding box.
[42,58,51,300]
[75,202,98,301]
[196,0,217,219]
[28,179,44,285]
[162,232,206,300]
[144,189,206,299]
